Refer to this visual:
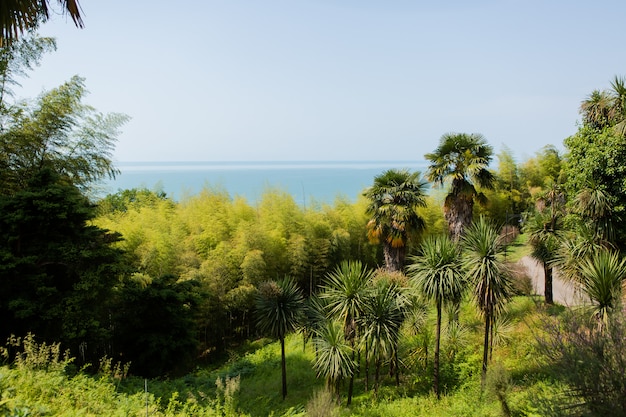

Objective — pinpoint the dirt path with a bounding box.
[518,256,586,306]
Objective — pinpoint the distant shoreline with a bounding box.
[104,160,429,204]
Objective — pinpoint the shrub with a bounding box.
[537,308,626,415]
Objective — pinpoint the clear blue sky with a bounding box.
[16,0,626,162]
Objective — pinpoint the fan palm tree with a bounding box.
[407,234,465,399]
[462,217,513,386]
[363,168,427,272]
[425,133,494,241]
[255,278,304,400]
[321,260,373,404]
[312,320,356,400]
[0,0,83,45]
[359,278,408,392]
[578,250,626,329]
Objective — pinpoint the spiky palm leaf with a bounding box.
[255,277,304,399]
[359,279,408,390]
[408,235,465,307]
[578,250,626,329]
[463,218,512,316]
[312,320,356,397]
[322,260,373,335]
[256,278,304,339]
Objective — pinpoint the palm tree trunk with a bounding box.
[543,263,554,304]
[489,316,494,361]
[394,348,400,387]
[481,311,491,389]
[383,244,402,272]
[280,336,287,400]
[434,300,441,399]
[347,340,355,405]
[365,339,370,391]
[375,355,380,393]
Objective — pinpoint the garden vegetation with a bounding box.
[2,29,626,417]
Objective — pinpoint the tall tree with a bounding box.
[462,217,513,386]
[0,0,83,45]
[425,133,495,241]
[407,235,465,399]
[321,260,373,404]
[524,181,564,305]
[0,75,128,195]
[363,168,427,271]
[0,167,126,362]
[255,278,304,400]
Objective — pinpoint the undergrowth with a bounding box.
[0,297,571,416]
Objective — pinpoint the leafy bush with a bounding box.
[537,308,626,415]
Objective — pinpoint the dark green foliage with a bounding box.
[0,168,125,361]
[111,274,200,378]
[564,125,626,247]
[96,187,169,215]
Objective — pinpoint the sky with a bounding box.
[14,0,626,162]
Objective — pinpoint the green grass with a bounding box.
[503,233,530,263]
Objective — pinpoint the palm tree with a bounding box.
[462,217,513,386]
[255,278,304,400]
[580,75,626,136]
[407,235,465,399]
[572,185,616,245]
[321,260,373,404]
[312,320,356,400]
[1,0,83,44]
[524,181,565,305]
[578,250,626,329]
[425,133,495,241]
[363,168,427,272]
[359,278,408,392]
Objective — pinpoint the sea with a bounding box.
[102,161,429,205]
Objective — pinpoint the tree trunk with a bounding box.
[444,184,474,242]
[383,243,404,272]
[347,340,355,405]
[365,340,370,391]
[374,355,380,393]
[280,336,287,400]
[543,262,554,305]
[481,311,491,389]
[434,301,441,399]
[394,348,400,387]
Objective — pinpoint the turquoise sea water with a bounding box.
[103,161,429,205]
